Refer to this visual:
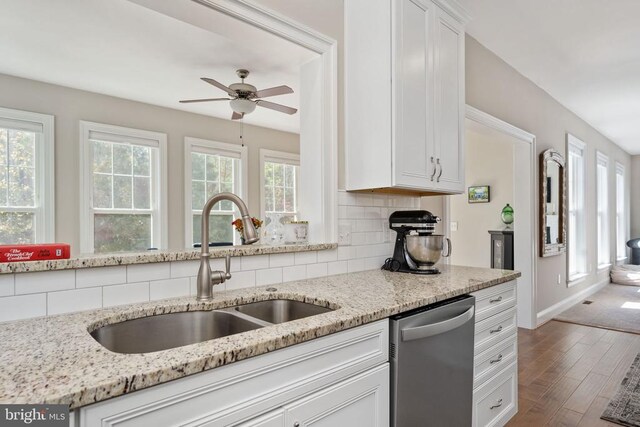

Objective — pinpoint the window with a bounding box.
[0,107,54,244]
[184,138,247,248]
[616,162,626,260]
[260,149,300,222]
[567,134,587,281]
[596,151,610,268]
[80,121,167,253]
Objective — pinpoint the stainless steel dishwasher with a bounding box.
[390,295,475,427]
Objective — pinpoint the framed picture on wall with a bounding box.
[468,186,490,203]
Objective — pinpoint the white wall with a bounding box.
[448,128,514,268]
[631,155,640,239]
[0,72,299,253]
[0,191,420,322]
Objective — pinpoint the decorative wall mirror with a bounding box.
[540,149,567,257]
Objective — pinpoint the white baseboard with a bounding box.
[536,278,610,326]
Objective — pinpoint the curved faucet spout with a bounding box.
[197,192,259,301]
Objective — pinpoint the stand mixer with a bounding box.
[382,210,451,274]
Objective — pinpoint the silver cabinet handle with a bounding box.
[490,399,503,410]
[490,325,503,334]
[401,306,474,341]
[430,157,436,181]
[436,158,442,182]
[489,296,503,303]
[490,354,503,364]
[293,423,300,427]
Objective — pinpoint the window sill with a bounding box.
[0,243,338,275]
[568,273,588,287]
[617,256,628,262]
[597,263,612,271]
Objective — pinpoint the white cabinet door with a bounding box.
[284,364,389,427]
[433,5,465,192]
[237,409,285,427]
[393,0,436,189]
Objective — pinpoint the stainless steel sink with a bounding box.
[90,310,264,354]
[230,299,333,324]
[90,300,334,354]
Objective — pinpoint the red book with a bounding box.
[0,244,71,263]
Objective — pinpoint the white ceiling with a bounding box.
[459,0,640,154]
[0,0,317,133]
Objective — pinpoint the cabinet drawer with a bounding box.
[474,307,517,355]
[474,333,517,388]
[473,281,516,322]
[473,361,517,427]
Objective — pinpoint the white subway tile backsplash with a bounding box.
[0,294,46,322]
[283,265,306,282]
[269,253,295,267]
[0,275,14,297]
[225,271,256,290]
[338,246,356,260]
[150,278,190,301]
[295,251,317,265]
[317,248,338,263]
[338,191,357,206]
[347,258,365,273]
[170,260,200,279]
[48,288,102,315]
[256,268,283,286]
[364,207,381,219]
[103,282,150,307]
[307,263,328,279]
[241,254,269,271]
[76,266,126,288]
[127,263,170,283]
[0,189,421,322]
[15,270,75,295]
[346,206,365,219]
[328,260,348,276]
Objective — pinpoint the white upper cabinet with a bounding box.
[345,0,469,194]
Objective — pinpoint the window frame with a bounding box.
[79,121,167,254]
[184,137,248,249]
[596,150,610,269]
[615,161,626,261]
[566,134,587,284]
[0,106,55,244]
[259,149,300,221]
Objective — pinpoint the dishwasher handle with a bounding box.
[401,306,475,342]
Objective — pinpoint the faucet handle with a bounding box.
[224,255,232,280]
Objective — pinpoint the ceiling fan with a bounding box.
[179,69,298,120]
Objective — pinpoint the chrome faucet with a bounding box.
[197,192,259,301]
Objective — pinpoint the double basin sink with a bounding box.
[91,299,333,354]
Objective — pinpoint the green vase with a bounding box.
[501,204,514,227]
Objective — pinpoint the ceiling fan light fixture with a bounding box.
[230,98,256,114]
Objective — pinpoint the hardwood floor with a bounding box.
[507,320,640,426]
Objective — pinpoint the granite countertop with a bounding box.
[0,243,337,274]
[0,265,520,409]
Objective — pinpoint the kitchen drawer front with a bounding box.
[474,333,517,388]
[80,320,388,427]
[472,361,517,427]
[474,307,517,355]
[472,281,516,322]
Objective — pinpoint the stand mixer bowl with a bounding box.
[405,235,451,270]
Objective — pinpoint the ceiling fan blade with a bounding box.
[254,85,294,99]
[201,77,237,97]
[231,111,244,120]
[256,100,298,115]
[179,98,230,103]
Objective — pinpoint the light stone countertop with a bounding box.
[0,265,520,409]
[0,243,337,274]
